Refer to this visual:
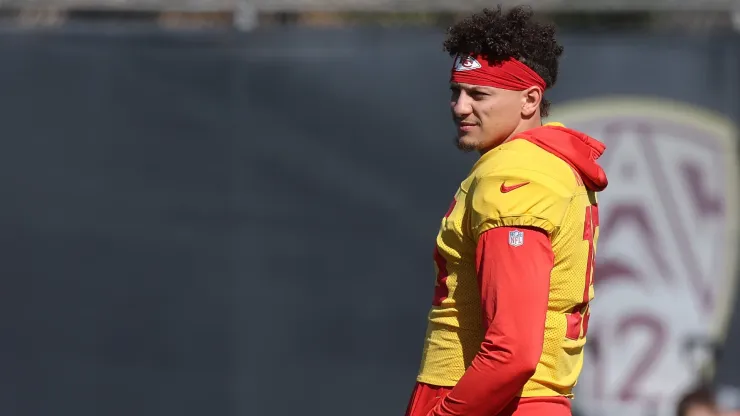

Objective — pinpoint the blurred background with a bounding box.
[1,1,740,416]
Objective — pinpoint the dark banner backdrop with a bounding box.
[0,27,737,416]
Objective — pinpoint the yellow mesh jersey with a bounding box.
[417,128,599,399]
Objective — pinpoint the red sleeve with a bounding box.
[429,226,554,416]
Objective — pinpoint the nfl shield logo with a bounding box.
[508,230,524,247]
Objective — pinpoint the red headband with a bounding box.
[450,54,546,92]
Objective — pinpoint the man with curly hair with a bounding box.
[405,6,609,416]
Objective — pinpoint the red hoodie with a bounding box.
[428,125,608,416]
[517,125,608,192]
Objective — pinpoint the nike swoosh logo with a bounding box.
[500,182,530,193]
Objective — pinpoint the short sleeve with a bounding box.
[470,174,571,240]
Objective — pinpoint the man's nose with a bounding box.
[452,91,473,116]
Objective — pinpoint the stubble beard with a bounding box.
[454,134,480,153]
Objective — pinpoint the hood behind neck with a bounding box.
[515,123,608,192]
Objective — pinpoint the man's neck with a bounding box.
[478,117,543,156]
[508,117,543,142]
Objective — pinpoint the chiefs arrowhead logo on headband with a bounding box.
[451,54,547,92]
[453,55,482,71]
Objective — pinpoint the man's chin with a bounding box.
[455,135,480,153]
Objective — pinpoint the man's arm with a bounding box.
[429,226,554,416]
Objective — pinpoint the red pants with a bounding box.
[405,382,572,416]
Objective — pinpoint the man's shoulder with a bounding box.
[467,141,584,238]
[473,139,581,197]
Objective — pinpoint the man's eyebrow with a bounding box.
[449,82,491,93]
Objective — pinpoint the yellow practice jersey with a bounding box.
[417,124,603,399]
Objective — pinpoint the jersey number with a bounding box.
[566,204,599,340]
[432,198,457,306]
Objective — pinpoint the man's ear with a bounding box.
[521,86,542,117]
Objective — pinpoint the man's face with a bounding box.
[686,404,719,416]
[450,82,523,153]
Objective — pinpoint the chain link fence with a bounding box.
[3,0,740,11]
[1,0,739,31]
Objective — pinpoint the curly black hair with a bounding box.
[443,6,564,117]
